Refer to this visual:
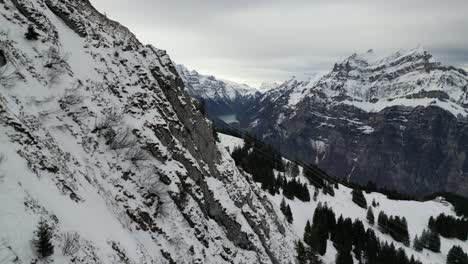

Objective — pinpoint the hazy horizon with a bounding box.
[91,0,468,87]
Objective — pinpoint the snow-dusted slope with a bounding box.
[245,48,468,197]
[218,133,244,153]
[0,1,296,263]
[219,133,468,264]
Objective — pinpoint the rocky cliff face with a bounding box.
[176,64,261,123]
[244,48,468,197]
[0,1,296,263]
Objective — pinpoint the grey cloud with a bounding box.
[91,0,468,86]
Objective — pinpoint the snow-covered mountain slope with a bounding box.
[176,64,261,123]
[266,47,468,116]
[218,133,468,264]
[244,48,468,197]
[0,1,296,263]
[258,82,280,93]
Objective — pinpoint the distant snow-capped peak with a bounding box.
[176,64,261,101]
[269,47,468,117]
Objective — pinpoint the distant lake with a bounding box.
[218,114,239,124]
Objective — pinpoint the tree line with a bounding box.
[231,142,311,202]
[428,213,468,241]
[297,203,422,264]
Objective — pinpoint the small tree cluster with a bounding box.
[322,182,335,197]
[351,189,367,209]
[295,240,322,264]
[416,229,441,253]
[303,164,326,189]
[428,214,468,241]
[231,141,290,196]
[377,211,410,246]
[305,203,336,256]
[278,175,310,202]
[25,25,40,40]
[367,207,375,225]
[447,245,468,264]
[301,205,421,264]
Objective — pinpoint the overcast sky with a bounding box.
[91,0,468,87]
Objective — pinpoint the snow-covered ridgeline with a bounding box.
[0,1,296,263]
[266,48,468,117]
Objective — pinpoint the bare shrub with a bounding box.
[95,108,122,131]
[59,86,85,106]
[0,31,25,89]
[43,47,70,84]
[137,167,172,218]
[0,66,22,89]
[0,239,20,264]
[108,127,137,150]
[62,232,80,256]
[126,146,150,167]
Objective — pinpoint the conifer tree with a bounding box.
[378,211,388,233]
[366,207,375,225]
[33,219,54,259]
[336,248,353,264]
[303,220,313,247]
[295,241,309,264]
[413,235,423,252]
[25,25,40,40]
[280,197,287,213]
[447,245,468,264]
[313,187,319,201]
[351,189,367,209]
[285,204,293,223]
[419,229,441,253]
[427,230,441,253]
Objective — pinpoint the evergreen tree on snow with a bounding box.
[285,204,293,223]
[366,207,375,225]
[336,248,353,264]
[25,25,40,40]
[33,219,54,259]
[447,245,468,264]
[413,235,423,252]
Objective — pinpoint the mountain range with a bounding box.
[184,48,468,197]
[0,0,467,263]
[176,64,261,124]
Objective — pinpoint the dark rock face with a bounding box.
[245,94,468,198]
[236,49,468,197]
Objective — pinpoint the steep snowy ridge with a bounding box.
[0,1,296,263]
[244,48,468,197]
